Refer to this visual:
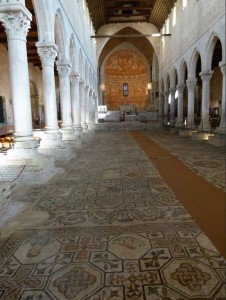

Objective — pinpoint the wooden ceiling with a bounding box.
[87,0,177,32]
[0,0,222,71]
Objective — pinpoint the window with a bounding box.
[0,96,5,123]
[123,83,129,96]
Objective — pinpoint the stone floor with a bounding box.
[0,130,225,299]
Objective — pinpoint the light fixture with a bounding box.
[91,33,171,38]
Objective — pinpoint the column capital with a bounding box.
[186,78,197,89]
[36,42,58,67]
[199,71,214,81]
[70,72,80,83]
[176,84,186,93]
[79,80,85,87]
[169,87,176,94]
[0,8,31,41]
[85,85,90,92]
[56,60,71,78]
[163,90,169,96]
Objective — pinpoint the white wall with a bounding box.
[160,0,225,78]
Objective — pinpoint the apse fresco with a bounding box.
[105,50,148,110]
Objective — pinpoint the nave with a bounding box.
[0,129,225,299]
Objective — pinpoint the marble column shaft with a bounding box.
[186,78,197,129]
[80,81,87,131]
[169,88,176,125]
[163,91,169,125]
[36,42,59,134]
[0,8,37,150]
[200,71,213,131]
[158,92,164,124]
[176,84,185,127]
[56,60,73,128]
[70,73,83,134]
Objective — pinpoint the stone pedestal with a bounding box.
[208,134,226,146]
[191,132,213,141]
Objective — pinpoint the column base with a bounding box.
[208,134,226,146]
[81,123,89,133]
[191,132,214,140]
[60,127,77,142]
[216,124,226,135]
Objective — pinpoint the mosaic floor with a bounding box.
[0,131,225,299]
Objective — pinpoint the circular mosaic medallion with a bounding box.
[96,195,124,208]
[194,160,221,168]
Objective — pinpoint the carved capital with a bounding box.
[163,91,169,98]
[79,80,85,88]
[70,73,80,84]
[36,42,58,67]
[56,60,71,78]
[199,71,214,82]
[0,11,31,41]
[169,87,176,96]
[85,85,90,92]
[186,78,197,90]
[176,84,185,93]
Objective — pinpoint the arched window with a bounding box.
[123,83,129,96]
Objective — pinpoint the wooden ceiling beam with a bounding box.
[107,6,152,11]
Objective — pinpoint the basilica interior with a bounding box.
[0,0,225,299]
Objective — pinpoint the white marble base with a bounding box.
[208,134,226,146]
[0,182,11,213]
[38,145,74,161]
[179,129,194,137]
[0,153,57,184]
[191,132,214,140]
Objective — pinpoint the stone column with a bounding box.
[81,84,89,132]
[0,6,38,152]
[56,60,76,142]
[158,92,164,124]
[200,71,213,131]
[79,81,87,132]
[85,86,91,130]
[163,91,169,125]
[176,84,185,127]
[216,62,226,134]
[36,42,65,149]
[186,78,197,129]
[70,73,83,136]
[169,87,176,125]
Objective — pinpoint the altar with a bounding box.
[120,104,135,115]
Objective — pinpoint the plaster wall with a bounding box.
[160,0,225,77]
[0,45,44,125]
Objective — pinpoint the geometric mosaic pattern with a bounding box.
[0,131,225,299]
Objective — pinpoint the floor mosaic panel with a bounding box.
[0,131,225,299]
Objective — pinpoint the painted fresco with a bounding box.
[105,50,148,110]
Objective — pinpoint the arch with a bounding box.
[79,50,85,80]
[189,49,202,77]
[205,34,223,70]
[54,9,67,60]
[170,67,178,88]
[69,34,79,73]
[178,59,188,83]
[164,74,170,91]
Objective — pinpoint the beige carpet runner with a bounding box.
[131,131,225,258]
